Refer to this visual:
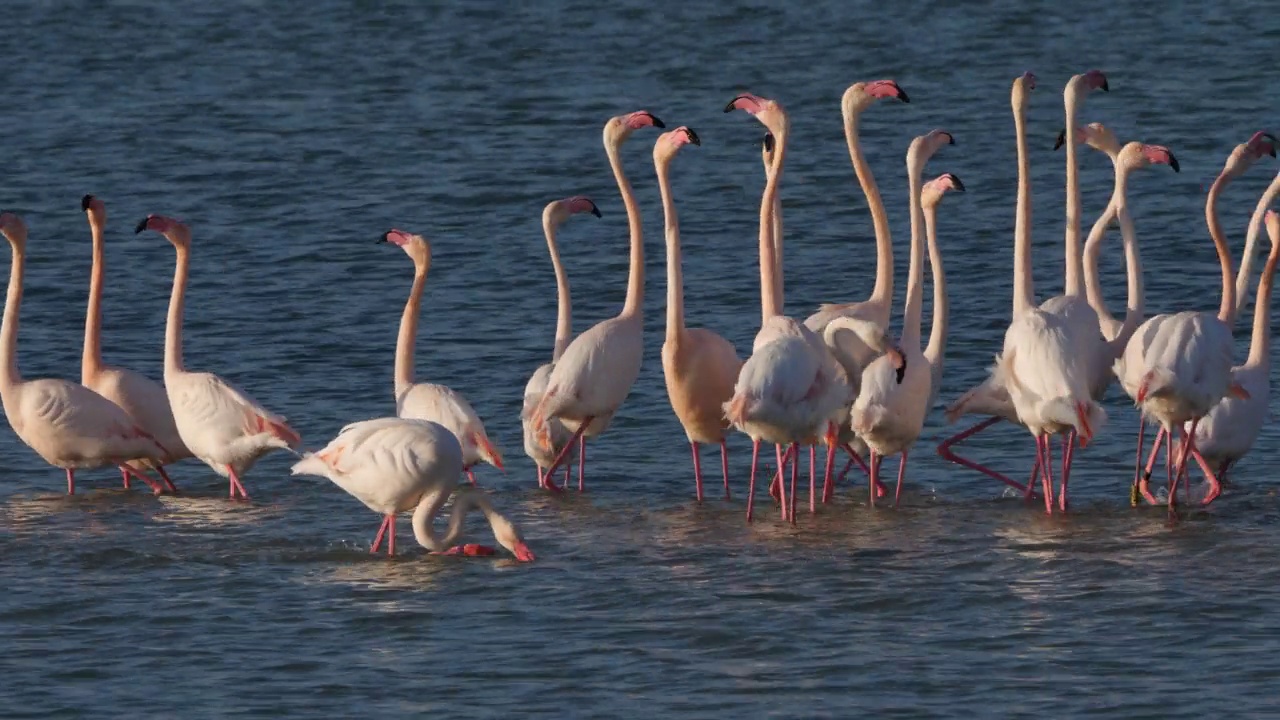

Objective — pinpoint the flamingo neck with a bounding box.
[83,219,106,383]
[846,111,892,315]
[759,127,788,323]
[410,485,502,551]
[1111,172,1146,351]
[771,177,784,304]
[1248,241,1278,368]
[0,242,24,400]
[1012,93,1035,316]
[164,244,189,377]
[1234,176,1280,321]
[1083,159,1124,340]
[607,140,644,319]
[1206,172,1238,324]
[395,263,428,398]
[542,215,572,361]
[656,157,684,341]
[923,204,948,371]
[901,150,926,350]
[1063,93,1085,297]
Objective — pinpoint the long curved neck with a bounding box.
[847,111,893,311]
[607,140,644,318]
[1063,93,1084,297]
[1112,191,1146,351]
[164,245,189,377]
[901,153,926,350]
[1012,93,1035,316]
[1234,177,1280,320]
[0,243,24,397]
[1248,243,1278,367]
[1083,160,1124,340]
[923,203,948,371]
[83,220,105,383]
[656,157,684,341]
[542,217,572,361]
[395,264,427,397]
[411,485,505,551]
[1206,172,1238,324]
[759,127,788,322]
[772,179,784,305]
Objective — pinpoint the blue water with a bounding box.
[1,1,1279,717]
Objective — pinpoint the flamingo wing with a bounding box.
[169,371,299,447]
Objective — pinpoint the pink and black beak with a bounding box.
[1053,129,1066,151]
[133,217,151,234]
[639,111,665,128]
[81,194,95,211]
[941,173,966,192]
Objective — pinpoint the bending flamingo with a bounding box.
[81,195,190,494]
[521,196,600,490]
[382,229,504,484]
[292,417,534,561]
[0,213,168,495]
[722,92,852,524]
[1118,132,1275,508]
[657,126,742,502]
[137,214,301,500]
[529,110,665,491]
[853,134,961,508]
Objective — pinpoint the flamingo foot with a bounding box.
[156,466,179,493]
[436,544,497,557]
[119,467,131,490]
[227,468,251,501]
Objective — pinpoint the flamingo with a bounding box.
[937,72,1037,494]
[137,214,301,500]
[0,212,168,495]
[656,126,743,503]
[722,92,853,523]
[381,229,504,485]
[1179,204,1280,482]
[81,195,190,494]
[803,81,910,491]
[852,133,961,509]
[529,110,665,491]
[1118,132,1275,509]
[292,417,534,561]
[521,196,601,491]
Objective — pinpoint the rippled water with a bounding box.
[2,1,1280,717]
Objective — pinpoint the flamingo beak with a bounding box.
[513,542,536,562]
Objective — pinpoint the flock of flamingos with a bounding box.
[1,70,1277,562]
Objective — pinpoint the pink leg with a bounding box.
[820,441,836,511]
[227,467,251,501]
[156,466,179,493]
[869,451,881,508]
[1039,435,1056,514]
[774,444,789,520]
[577,435,586,492]
[540,418,592,490]
[746,440,760,522]
[371,515,390,554]
[720,440,730,501]
[691,441,704,502]
[388,514,397,556]
[894,451,908,508]
[769,444,796,501]
[66,469,76,495]
[936,417,1030,494]
[1191,445,1223,505]
[1132,415,1146,500]
[1023,457,1039,501]
[465,468,476,485]
[1137,428,1165,505]
[536,466,545,489]
[1059,432,1075,513]
[563,463,570,489]
[808,445,816,514]
[783,438,793,520]
[123,468,165,495]
[119,468,131,490]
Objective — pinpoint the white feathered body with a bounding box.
[1119,311,1234,427]
[291,417,463,516]
[534,315,641,439]
[852,347,931,457]
[996,306,1106,438]
[397,382,501,468]
[1188,363,1267,470]
[86,365,191,468]
[521,362,577,469]
[166,369,299,478]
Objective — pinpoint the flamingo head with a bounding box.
[843,79,909,115]
[1265,209,1280,253]
[544,195,601,229]
[1054,122,1121,159]
[81,194,106,226]
[1067,69,1110,99]
[379,229,430,266]
[725,92,789,135]
[653,126,700,163]
[1221,131,1278,179]
[1011,72,1036,105]
[921,172,966,209]
[604,110,665,148]
[909,129,955,167]
[0,212,27,248]
[1126,143,1180,173]
[134,214,191,246]
[490,515,535,563]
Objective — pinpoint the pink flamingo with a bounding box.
[0,212,169,494]
[657,125,743,502]
[529,110,665,491]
